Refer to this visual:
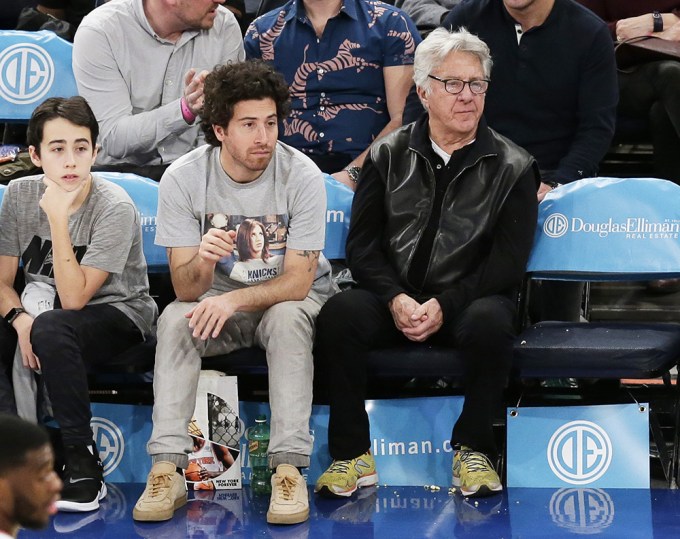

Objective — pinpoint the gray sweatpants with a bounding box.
[147,288,330,470]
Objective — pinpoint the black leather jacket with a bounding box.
[347,114,540,322]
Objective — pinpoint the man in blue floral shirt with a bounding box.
[245,0,421,190]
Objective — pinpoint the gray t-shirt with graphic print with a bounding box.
[156,142,333,296]
[0,175,158,335]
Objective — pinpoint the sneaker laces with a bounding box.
[274,473,298,500]
[459,451,493,473]
[326,459,351,474]
[148,471,174,498]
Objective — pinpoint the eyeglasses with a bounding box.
[428,75,489,95]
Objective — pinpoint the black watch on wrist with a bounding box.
[653,11,663,32]
[4,307,25,326]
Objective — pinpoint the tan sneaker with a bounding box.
[267,464,309,525]
[133,461,187,521]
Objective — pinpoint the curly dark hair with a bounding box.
[201,60,290,147]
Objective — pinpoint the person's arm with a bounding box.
[616,11,680,40]
[72,26,198,161]
[551,24,618,184]
[332,64,415,189]
[39,179,110,310]
[167,228,236,301]
[0,256,38,370]
[346,154,409,304]
[186,247,320,340]
[395,0,459,34]
[435,163,539,323]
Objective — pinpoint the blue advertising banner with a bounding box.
[91,396,463,486]
[508,488,652,538]
[0,30,78,121]
[528,177,680,280]
[90,403,153,483]
[240,396,463,487]
[323,174,353,260]
[506,403,649,488]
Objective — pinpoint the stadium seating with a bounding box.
[513,177,680,486]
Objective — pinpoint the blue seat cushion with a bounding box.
[201,344,465,378]
[514,321,680,379]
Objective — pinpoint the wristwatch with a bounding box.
[653,11,663,33]
[4,307,25,327]
[545,180,561,190]
[344,165,362,184]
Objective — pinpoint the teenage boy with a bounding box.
[0,96,158,512]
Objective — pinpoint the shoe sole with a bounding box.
[452,476,502,498]
[56,483,108,513]
[315,472,379,498]
[266,507,309,525]
[132,492,188,522]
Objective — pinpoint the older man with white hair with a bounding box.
[314,27,539,499]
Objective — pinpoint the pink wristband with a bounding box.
[180,97,196,124]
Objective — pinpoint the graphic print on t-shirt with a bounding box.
[21,235,87,278]
[205,213,288,285]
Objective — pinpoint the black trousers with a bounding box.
[316,289,516,460]
[619,60,680,183]
[25,304,143,445]
[0,324,17,414]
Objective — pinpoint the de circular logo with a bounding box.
[543,213,569,238]
[549,488,615,533]
[547,420,613,485]
[91,416,125,477]
[0,43,55,105]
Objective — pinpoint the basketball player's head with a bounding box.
[0,414,62,537]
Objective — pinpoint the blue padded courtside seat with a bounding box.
[204,344,465,380]
[95,172,168,272]
[514,177,680,381]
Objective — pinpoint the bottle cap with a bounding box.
[255,414,267,423]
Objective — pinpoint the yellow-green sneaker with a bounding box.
[452,446,502,498]
[314,452,378,498]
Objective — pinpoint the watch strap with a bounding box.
[4,307,25,326]
[653,11,663,33]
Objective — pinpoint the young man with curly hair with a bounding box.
[133,60,336,526]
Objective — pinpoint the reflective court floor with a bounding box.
[17,483,680,538]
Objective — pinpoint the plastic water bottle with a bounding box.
[246,415,271,494]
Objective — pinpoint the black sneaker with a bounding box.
[56,443,107,512]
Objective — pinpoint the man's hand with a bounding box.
[389,293,424,332]
[199,229,236,265]
[183,68,210,116]
[537,182,554,202]
[616,15,654,40]
[401,298,443,342]
[185,293,238,340]
[659,21,680,42]
[39,177,85,220]
[13,313,40,370]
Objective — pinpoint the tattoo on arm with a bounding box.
[296,250,320,272]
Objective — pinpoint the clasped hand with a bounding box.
[389,293,443,342]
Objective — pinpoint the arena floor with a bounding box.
[17,482,680,538]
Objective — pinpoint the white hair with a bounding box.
[413,27,493,94]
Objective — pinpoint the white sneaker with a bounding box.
[133,461,187,522]
[267,464,309,525]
